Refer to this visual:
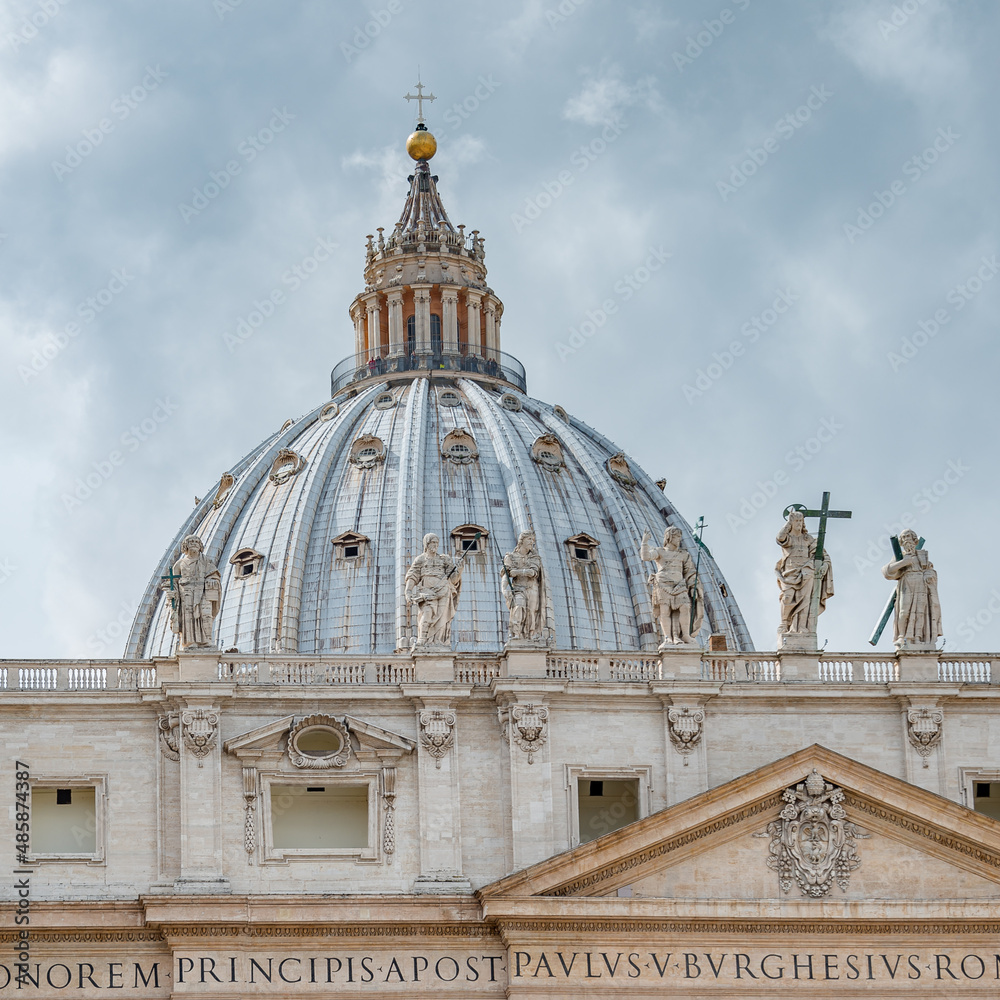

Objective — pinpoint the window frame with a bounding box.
[28,775,107,865]
[260,771,381,864]
[959,767,1000,813]
[564,765,652,849]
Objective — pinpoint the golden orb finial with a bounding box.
[406,123,437,161]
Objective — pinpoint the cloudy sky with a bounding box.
[1,0,997,658]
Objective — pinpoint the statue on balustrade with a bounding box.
[502,530,553,647]
[165,534,222,650]
[775,509,832,640]
[882,529,942,650]
[405,533,462,650]
[640,526,703,649]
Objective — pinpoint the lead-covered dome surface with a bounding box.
[128,377,752,657]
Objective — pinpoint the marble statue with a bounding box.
[166,535,222,650]
[501,530,550,645]
[775,510,832,638]
[883,529,942,650]
[405,533,462,650]
[640,527,704,648]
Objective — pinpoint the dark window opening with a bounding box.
[430,313,442,354]
[344,545,359,558]
[306,787,326,793]
[461,538,478,552]
[578,778,639,845]
[574,548,590,560]
[241,562,255,576]
[976,782,991,798]
[589,780,604,797]
[406,315,416,354]
[56,788,72,805]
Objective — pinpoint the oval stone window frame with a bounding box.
[269,447,306,486]
[287,715,351,769]
[500,393,523,412]
[439,390,461,407]
[441,427,479,465]
[349,433,386,469]
[319,401,340,422]
[374,392,396,410]
[531,433,565,471]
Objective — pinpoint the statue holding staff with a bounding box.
[164,535,222,650]
[882,528,942,650]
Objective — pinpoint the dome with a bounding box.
[127,378,751,657]
[126,120,753,659]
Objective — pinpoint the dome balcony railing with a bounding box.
[330,345,526,396]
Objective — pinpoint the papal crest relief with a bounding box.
[757,769,869,898]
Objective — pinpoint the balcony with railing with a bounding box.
[331,346,526,396]
[1,651,995,692]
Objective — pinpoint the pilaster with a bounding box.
[363,293,381,358]
[386,288,404,356]
[465,290,483,355]
[441,287,459,355]
[412,284,432,353]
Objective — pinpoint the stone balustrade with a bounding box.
[0,651,994,691]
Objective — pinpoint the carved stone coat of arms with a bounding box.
[758,769,868,898]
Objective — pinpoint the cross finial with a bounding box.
[404,78,436,124]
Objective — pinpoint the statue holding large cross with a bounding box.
[775,492,851,650]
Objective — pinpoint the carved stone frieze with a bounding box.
[907,708,943,764]
[180,709,219,759]
[418,710,456,768]
[157,714,179,761]
[510,703,549,764]
[757,769,868,898]
[667,707,704,761]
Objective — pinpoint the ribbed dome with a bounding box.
[127,377,752,658]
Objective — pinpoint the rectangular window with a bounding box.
[577,778,639,845]
[269,783,369,851]
[974,781,1000,821]
[30,780,104,861]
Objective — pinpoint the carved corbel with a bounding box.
[181,709,219,760]
[667,707,705,764]
[907,708,943,766]
[510,703,549,764]
[157,714,179,761]
[418,710,456,768]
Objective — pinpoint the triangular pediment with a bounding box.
[223,714,414,761]
[481,745,1000,903]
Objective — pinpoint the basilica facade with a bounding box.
[2,118,1000,999]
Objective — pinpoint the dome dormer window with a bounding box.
[566,532,600,562]
[439,390,461,407]
[230,547,264,579]
[319,401,339,422]
[332,531,369,563]
[532,433,565,471]
[375,392,396,410]
[451,523,488,554]
[500,393,522,412]
[349,434,386,469]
